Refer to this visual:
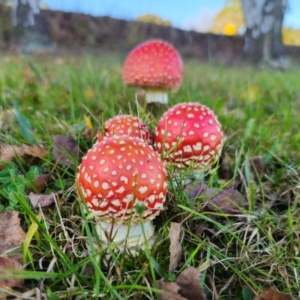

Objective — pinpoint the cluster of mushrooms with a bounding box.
[76,40,224,251]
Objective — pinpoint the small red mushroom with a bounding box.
[76,136,168,249]
[97,115,150,143]
[154,102,223,171]
[122,39,183,104]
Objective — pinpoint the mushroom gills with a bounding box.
[96,221,155,250]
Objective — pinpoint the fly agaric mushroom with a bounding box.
[154,102,223,173]
[97,115,150,144]
[76,135,167,249]
[122,39,183,104]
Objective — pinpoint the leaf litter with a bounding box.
[0,211,26,291]
[51,135,80,167]
[168,222,182,272]
[184,182,248,214]
[157,267,207,300]
[0,143,47,166]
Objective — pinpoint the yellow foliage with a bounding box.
[137,14,172,26]
[84,87,95,99]
[224,23,237,36]
[210,4,244,35]
[283,28,300,46]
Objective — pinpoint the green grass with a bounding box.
[0,52,300,299]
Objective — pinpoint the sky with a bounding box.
[45,0,300,31]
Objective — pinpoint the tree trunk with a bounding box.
[241,0,288,69]
[11,0,55,53]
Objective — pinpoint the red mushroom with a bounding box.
[122,39,183,104]
[97,115,150,144]
[154,103,223,173]
[76,135,168,249]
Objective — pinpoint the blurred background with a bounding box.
[0,0,299,67]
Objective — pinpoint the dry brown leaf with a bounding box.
[0,257,24,289]
[219,152,233,180]
[249,155,264,180]
[203,186,248,214]
[157,267,206,300]
[253,288,294,300]
[185,183,248,214]
[28,192,56,208]
[34,173,54,192]
[0,211,26,255]
[157,281,187,300]
[0,143,47,165]
[52,135,80,167]
[169,222,182,272]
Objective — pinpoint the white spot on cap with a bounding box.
[111,199,121,206]
[91,198,99,206]
[100,159,105,165]
[187,113,194,118]
[94,181,99,188]
[123,194,133,203]
[120,176,128,184]
[148,195,155,203]
[102,182,109,190]
[203,145,210,152]
[210,135,216,141]
[116,186,125,194]
[193,142,202,151]
[183,145,192,153]
[138,186,148,194]
[141,173,147,179]
[107,190,114,198]
[203,132,209,138]
[103,167,109,173]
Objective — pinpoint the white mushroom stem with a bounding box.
[96,220,155,250]
[145,90,168,104]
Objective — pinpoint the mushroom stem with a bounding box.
[145,90,168,104]
[96,221,155,250]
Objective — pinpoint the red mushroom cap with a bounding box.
[77,136,168,224]
[154,103,223,169]
[122,39,183,91]
[97,115,150,143]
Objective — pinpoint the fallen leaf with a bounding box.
[0,143,47,165]
[157,267,206,300]
[194,225,216,237]
[253,288,294,300]
[52,135,80,167]
[0,257,24,289]
[0,211,26,255]
[249,155,264,180]
[219,152,233,180]
[185,183,248,214]
[169,222,182,272]
[28,193,56,208]
[34,173,54,192]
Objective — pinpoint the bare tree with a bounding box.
[241,0,288,69]
[11,0,54,53]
